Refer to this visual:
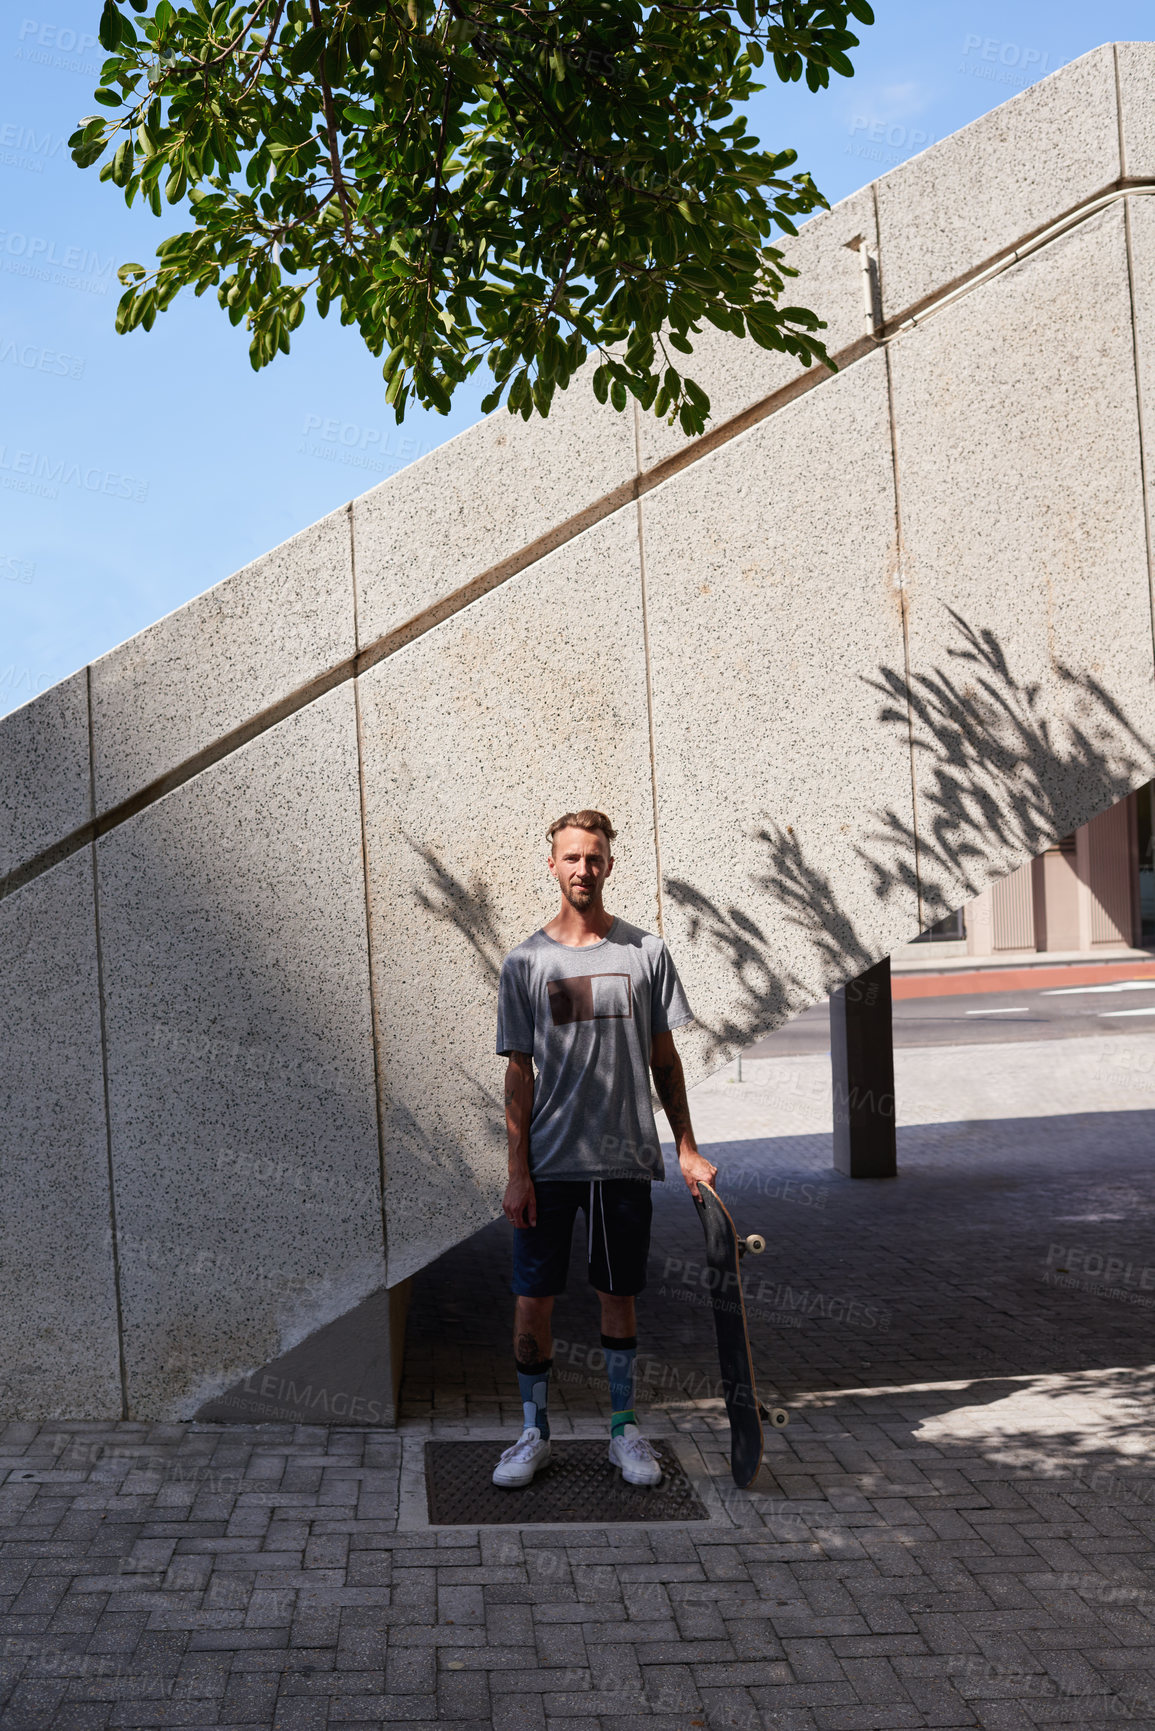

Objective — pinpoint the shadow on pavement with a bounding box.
[401,1107,1155,1430]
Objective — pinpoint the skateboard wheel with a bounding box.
[768,1407,789,1429]
[743,1233,766,1256]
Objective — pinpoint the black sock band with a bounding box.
[601,1335,637,1352]
[514,1357,553,1376]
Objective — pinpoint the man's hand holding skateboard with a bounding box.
[678,1146,718,1201]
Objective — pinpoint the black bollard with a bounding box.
[830,957,897,1178]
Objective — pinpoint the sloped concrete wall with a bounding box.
[2,43,1154,1421]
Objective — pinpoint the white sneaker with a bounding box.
[492,1427,551,1488]
[608,1424,662,1486]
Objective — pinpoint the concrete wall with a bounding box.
[2,43,1154,1421]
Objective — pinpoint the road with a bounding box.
[744,974,1155,1055]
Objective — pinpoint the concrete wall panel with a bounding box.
[96,683,382,1418]
[1124,193,1155,555]
[352,366,638,649]
[90,508,355,815]
[635,188,879,472]
[356,508,656,1284]
[0,672,91,877]
[889,204,1155,925]
[876,46,1119,320]
[0,851,121,1418]
[642,348,916,1082]
[1117,43,1155,179]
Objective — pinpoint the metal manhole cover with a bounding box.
[425,1439,708,1525]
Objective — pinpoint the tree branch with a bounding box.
[309,0,354,245]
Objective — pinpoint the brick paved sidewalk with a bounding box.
[4,1039,1155,1729]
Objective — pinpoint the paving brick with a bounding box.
[491,1692,547,1731]
[188,1630,289,1652]
[271,1695,328,1730]
[696,1683,762,1728]
[4,1065,1155,1726]
[220,1671,280,1722]
[437,1665,492,1718]
[0,1678,68,1730]
[487,1603,535,1645]
[48,1707,116,1730]
[387,1645,435,1694]
[640,1661,703,1712]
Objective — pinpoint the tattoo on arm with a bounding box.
[651,1053,694,1148]
[505,1053,533,1168]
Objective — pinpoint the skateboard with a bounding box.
[692,1180,788,1488]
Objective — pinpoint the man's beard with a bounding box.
[564,881,595,910]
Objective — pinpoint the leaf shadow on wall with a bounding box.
[666,610,1155,1066]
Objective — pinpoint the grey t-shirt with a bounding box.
[496,917,694,1182]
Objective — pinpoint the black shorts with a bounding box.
[512,1179,653,1298]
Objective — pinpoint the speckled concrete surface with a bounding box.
[89,508,356,815]
[0,851,121,1418]
[888,204,1155,926]
[351,359,638,649]
[1117,42,1155,178]
[0,671,90,875]
[875,44,1119,319]
[640,349,919,1085]
[1125,195,1155,541]
[95,684,383,1420]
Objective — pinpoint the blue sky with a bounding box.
[1,2,1151,715]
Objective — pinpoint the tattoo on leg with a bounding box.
[516,1331,542,1366]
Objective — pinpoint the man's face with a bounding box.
[548,827,613,911]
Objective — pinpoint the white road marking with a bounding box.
[965,1006,1030,1015]
[1042,981,1155,996]
[1099,1007,1155,1018]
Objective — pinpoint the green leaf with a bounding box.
[110,138,133,186]
[286,23,326,74]
[71,138,108,169]
[98,0,122,50]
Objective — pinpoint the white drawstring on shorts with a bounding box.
[589,1179,614,1292]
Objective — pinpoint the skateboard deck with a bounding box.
[692,1180,787,1488]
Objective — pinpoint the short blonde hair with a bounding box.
[547,809,617,853]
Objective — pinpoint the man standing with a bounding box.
[493,809,716,1488]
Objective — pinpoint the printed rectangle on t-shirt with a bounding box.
[547,972,632,1026]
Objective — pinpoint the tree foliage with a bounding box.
[74,0,873,433]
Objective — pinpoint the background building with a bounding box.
[906,783,1154,961]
